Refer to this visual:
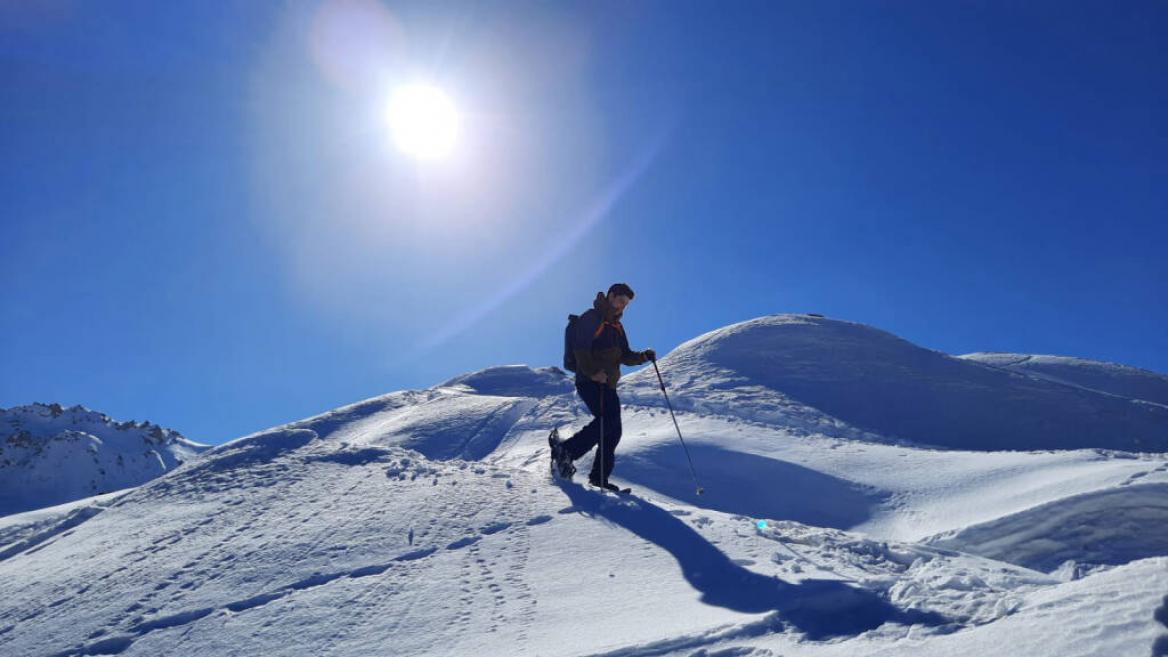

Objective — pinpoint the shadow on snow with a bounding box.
[618,443,886,530]
[557,481,948,641]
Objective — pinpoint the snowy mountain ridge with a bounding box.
[1,313,1166,656]
[0,403,208,516]
[618,314,1168,451]
[960,351,1168,407]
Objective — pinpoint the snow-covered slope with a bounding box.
[961,352,1168,407]
[0,403,208,516]
[2,315,1166,657]
[618,315,1168,451]
[926,481,1168,575]
[439,364,573,398]
[2,413,1163,656]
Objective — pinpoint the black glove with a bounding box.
[643,348,657,362]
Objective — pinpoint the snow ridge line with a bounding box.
[0,504,106,562]
[42,513,553,657]
[924,482,1168,572]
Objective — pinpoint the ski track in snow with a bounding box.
[31,470,553,657]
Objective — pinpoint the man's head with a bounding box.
[607,282,635,313]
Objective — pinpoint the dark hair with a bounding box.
[607,282,635,300]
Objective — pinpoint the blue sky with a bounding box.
[2,1,1165,445]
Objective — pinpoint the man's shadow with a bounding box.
[557,481,949,640]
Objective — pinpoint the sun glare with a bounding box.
[386,84,460,160]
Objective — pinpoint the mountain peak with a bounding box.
[621,313,1168,452]
[0,403,208,516]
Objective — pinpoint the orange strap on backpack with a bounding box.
[592,320,625,339]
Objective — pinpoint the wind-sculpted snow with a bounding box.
[439,365,574,398]
[187,428,319,475]
[275,388,440,439]
[961,352,1168,406]
[620,314,1168,452]
[818,558,1168,657]
[926,482,1168,575]
[254,387,538,462]
[0,502,108,562]
[753,521,1054,627]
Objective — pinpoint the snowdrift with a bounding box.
[926,481,1168,574]
[439,365,573,398]
[270,387,540,461]
[620,314,1168,451]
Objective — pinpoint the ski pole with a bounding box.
[651,358,704,495]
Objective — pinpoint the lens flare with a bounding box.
[411,118,677,357]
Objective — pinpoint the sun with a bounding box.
[385,83,460,161]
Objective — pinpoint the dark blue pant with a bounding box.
[562,377,622,482]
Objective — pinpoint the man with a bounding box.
[550,283,657,491]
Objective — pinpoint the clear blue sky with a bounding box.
[3,1,1165,445]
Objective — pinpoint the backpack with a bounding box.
[563,314,579,372]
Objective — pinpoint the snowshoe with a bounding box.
[548,428,576,480]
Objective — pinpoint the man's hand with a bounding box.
[642,348,657,363]
[590,370,608,384]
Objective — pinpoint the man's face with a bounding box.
[608,293,631,313]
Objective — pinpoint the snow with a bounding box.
[616,315,1168,452]
[926,482,1168,574]
[2,313,1166,656]
[439,364,574,398]
[0,403,208,516]
[587,411,1168,543]
[961,352,1168,407]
